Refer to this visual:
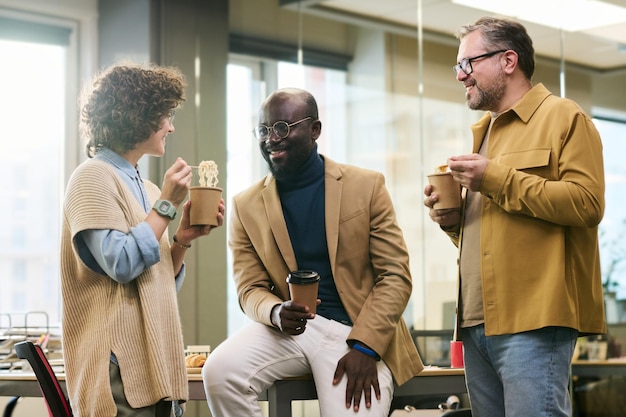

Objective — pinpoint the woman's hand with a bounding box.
[173,198,225,245]
[160,157,193,208]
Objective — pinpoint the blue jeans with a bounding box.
[460,325,577,417]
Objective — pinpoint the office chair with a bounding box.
[439,395,471,416]
[14,340,73,417]
[2,396,20,417]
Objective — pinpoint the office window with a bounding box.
[13,261,27,283]
[0,30,69,324]
[594,117,626,301]
[226,60,261,334]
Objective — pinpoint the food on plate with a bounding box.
[185,353,206,368]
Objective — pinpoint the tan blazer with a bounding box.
[229,155,423,385]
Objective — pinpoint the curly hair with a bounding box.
[81,62,186,157]
[456,17,535,80]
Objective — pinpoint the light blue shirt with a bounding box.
[78,148,185,291]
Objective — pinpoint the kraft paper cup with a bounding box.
[427,172,461,210]
[189,186,222,226]
[450,340,464,368]
[286,270,320,314]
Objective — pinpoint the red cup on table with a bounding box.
[450,340,464,368]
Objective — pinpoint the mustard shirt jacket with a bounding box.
[447,83,606,338]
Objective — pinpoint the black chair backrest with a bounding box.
[14,340,72,417]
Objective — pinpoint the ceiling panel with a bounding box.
[295,0,626,71]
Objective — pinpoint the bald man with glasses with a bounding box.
[203,87,423,416]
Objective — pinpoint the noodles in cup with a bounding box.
[198,160,219,187]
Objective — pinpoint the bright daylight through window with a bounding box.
[0,39,66,333]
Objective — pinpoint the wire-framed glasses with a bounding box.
[453,49,508,75]
[252,117,312,141]
[167,110,176,124]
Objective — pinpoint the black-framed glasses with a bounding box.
[453,49,508,76]
[252,117,312,141]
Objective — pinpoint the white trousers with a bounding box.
[202,315,393,417]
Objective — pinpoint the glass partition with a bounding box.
[594,117,626,318]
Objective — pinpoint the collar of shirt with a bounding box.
[93,148,150,211]
[94,148,138,180]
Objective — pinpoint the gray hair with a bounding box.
[456,16,535,80]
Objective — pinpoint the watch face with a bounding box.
[154,200,175,219]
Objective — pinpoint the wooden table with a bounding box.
[571,358,626,377]
[1,367,466,417]
[255,367,466,417]
[0,372,226,401]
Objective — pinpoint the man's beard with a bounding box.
[263,149,310,180]
[467,72,506,111]
[268,160,299,180]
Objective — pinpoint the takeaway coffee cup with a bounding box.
[286,270,320,314]
[427,172,461,210]
[450,340,464,368]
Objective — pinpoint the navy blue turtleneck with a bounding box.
[276,147,352,326]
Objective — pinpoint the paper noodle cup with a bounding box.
[189,186,222,226]
[427,172,461,210]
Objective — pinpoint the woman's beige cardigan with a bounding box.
[61,159,187,417]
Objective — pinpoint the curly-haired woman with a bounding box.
[61,62,224,417]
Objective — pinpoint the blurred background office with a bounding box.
[1,0,626,416]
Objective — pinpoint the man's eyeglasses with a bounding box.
[252,117,312,141]
[453,49,508,76]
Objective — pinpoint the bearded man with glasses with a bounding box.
[425,16,606,417]
[203,87,423,416]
